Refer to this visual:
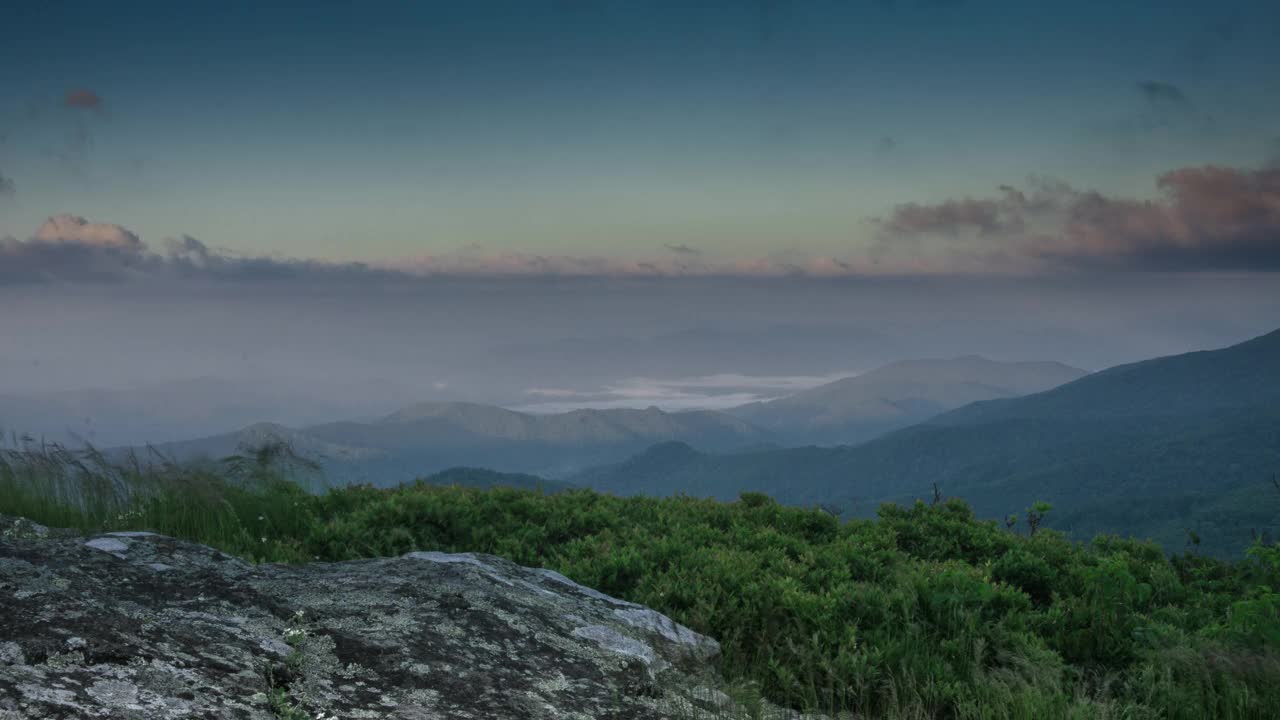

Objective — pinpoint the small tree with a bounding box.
[1026,501,1052,537]
[1185,528,1202,555]
[1005,513,1019,531]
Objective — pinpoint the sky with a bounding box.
[0,1,1278,437]
[3,0,1279,270]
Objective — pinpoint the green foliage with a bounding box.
[3,446,1280,719]
[0,439,320,563]
[1026,501,1052,537]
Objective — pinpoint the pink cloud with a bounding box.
[64,89,103,110]
[878,165,1280,270]
[34,215,142,250]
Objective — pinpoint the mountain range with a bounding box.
[0,377,419,448]
[727,356,1086,445]
[573,329,1280,556]
[21,330,1278,555]
[132,356,1086,483]
[146,403,773,482]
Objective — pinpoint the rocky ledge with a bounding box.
[0,515,747,719]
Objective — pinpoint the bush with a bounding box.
[3,446,1279,719]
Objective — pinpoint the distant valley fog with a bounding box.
[2,273,1276,447]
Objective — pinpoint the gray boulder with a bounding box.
[0,517,756,719]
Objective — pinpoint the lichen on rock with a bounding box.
[0,518,766,719]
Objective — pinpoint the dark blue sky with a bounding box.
[2,0,1278,272]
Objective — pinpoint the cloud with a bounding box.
[514,371,855,413]
[0,234,158,284]
[876,165,1280,271]
[7,166,1279,287]
[64,89,103,110]
[0,216,397,286]
[0,171,14,198]
[1135,81,1196,130]
[1086,81,1215,152]
[25,89,108,177]
[1137,81,1191,112]
[391,247,863,277]
[396,249,635,276]
[664,243,700,255]
[882,195,1019,237]
[3,219,872,284]
[1,215,161,285]
[34,214,141,249]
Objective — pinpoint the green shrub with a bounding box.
[2,445,1279,719]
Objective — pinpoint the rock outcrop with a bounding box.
[0,516,740,719]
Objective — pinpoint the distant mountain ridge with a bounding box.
[934,330,1280,424]
[0,377,405,448]
[130,356,1089,483]
[728,356,1088,445]
[575,330,1280,556]
[358,401,764,445]
[144,402,773,482]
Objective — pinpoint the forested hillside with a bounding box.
[575,329,1280,556]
